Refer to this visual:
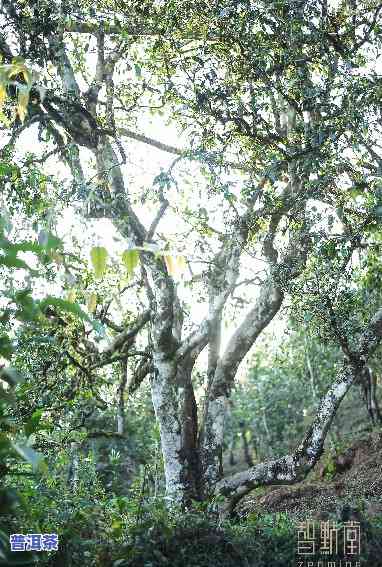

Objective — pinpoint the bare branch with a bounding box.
[0,32,15,62]
[111,128,254,171]
[48,34,81,96]
[102,310,150,355]
[85,31,106,114]
[147,198,169,240]
[117,128,184,156]
[177,237,243,361]
[101,316,124,333]
[212,280,283,398]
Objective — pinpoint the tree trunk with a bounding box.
[150,353,201,504]
[240,423,254,468]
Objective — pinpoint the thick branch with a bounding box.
[48,34,81,96]
[147,198,169,240]
[127,358,153,394]
[177,236,243,362]
[102,310,150,355]
[147,254,178,353]
[211,228,307,397]
[114,128,253,171]
[118,128,184,156]
[211,281,283,399]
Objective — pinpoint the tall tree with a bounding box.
[1,0,382,512]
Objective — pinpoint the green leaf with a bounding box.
[0,336,13,359]
[90,246,108,279]
[13,290,38,322]
[24,409,43,437]
[17,85,30,123]
[2,240,41,255]
[164,255,175,275]
[0,163,15,177]
[163,255,186,277]
[0,83,6,115]
[87,292,97,313]
[67,289,76,303]
[37,231,62,252]
[0,255,33,271]
[121,249,139,278]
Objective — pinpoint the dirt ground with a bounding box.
[237,430,382,521]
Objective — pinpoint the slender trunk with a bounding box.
[360,367,382,426]
[117,359,127,435]
[305,340,336,449]
[251,431,258,460]
[229,436,237,467]
[68,441,80,489]
[241,426,254,467]
[305,341,317,401]
[262,410,272,456]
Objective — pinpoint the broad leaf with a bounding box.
[90,246,108,279]
[0,84,6,113]
[17,85,30,123]
[163,255,186,277]
[121,249,139,278]
[24,409,43,437]
[37,231,62,252]
[0,255,33,271]
[67,289,76,302]
[164,255,175,275]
